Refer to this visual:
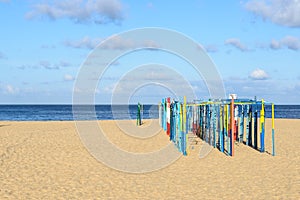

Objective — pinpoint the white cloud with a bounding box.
[249,68,269,80]
[225,38,249,51]
[64,74,75,81]
[281,36,300,50]
[64,35,161,50]
[26,0,124,24]
[64,36,102,49]
[100,35,135,50]
[269,36,300,51]
[269,39,281,50]
[246,0,300,27]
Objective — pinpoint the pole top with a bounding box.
[229,94,237,99]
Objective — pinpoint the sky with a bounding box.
[0,0,299,104]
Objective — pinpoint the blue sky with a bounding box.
[0,0,299,104]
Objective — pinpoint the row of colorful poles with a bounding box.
[159,97,189,155]
[159,97,275,157]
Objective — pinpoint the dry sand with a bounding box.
[0,119,299,199]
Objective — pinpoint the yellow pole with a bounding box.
[260,99,265,152]
[183,96,189,155]
[183,96,186,132]
[260,99,265,125]
[272,103,275,129]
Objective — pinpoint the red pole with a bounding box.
[230,97,235,156]
[167,97,171,136]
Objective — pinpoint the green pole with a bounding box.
[137,103,141,126]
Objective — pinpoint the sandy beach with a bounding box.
[0,119,299,199]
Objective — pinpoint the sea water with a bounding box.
[0,104,299,121]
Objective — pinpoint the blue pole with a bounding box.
[249,105,252,147]
[170,103,174,141]
[272,103,275,156]
[162,99,166,131]
[239,105,244,143]
[220,105,224,152]
[246,105,249,146]
[213,105,217,148]
[254,104,258,150]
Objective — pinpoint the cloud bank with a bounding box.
[64,35,161,50]
[246,0,300,27]
[26,0,124,24]
[270,36,300,51]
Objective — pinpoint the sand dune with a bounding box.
[0,119,299,199]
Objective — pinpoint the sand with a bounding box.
[0,119,299,199]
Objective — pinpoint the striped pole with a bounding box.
[272,103,275,156]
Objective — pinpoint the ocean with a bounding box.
[0,104,299,121]
[0,105,158,121]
